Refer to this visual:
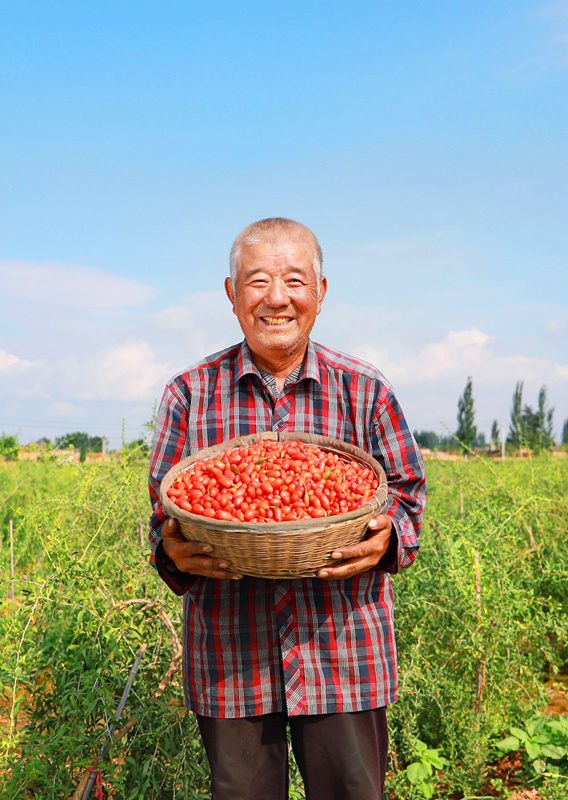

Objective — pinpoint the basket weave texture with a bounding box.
[160,432,388,579]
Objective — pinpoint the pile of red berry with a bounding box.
[166,438,380,523]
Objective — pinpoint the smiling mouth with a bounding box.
[260,316,293,326]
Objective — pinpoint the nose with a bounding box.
[264,277,290,307]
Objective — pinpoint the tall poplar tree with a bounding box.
[507,381,524,449]
[536,386,554,451]
[456,377,477,451]
[490,420,500,450]
[507,382,555,452]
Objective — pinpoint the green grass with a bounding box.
[1,453,567,798]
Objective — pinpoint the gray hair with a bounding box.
[229,217,323,288]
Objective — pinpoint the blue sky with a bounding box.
[1,0,567,447]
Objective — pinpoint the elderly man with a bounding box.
[149,217,426,800]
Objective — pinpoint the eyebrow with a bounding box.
[243,267,309,280]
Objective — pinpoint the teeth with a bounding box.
[263,317,290,325]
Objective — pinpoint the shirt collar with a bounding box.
[235,339,322,386]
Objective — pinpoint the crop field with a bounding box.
[1,452,567,799]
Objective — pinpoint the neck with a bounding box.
[250,346,307,389]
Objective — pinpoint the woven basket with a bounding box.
[160,432,388,579]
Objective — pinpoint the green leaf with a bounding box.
[510,726,529,742]
[547,718,568,736]
[406,762,430,784]
[425,750,449,769]
[422,782,435,799]
[525,741,541,760]
[526,716,546,737]
[496,735,521,752]
[541,744,567,760]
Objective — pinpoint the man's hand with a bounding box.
[161,518,243,580]
[316,514,393,580]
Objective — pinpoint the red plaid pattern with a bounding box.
[149,340,426,718]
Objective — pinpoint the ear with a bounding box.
[316,276,328,314]
[225,277,237,315]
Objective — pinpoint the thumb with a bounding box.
[367,514,392,532]
[162,517,181,538]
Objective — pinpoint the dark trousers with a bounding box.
[196,707,388,800]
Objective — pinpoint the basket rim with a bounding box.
[159,431,388,534]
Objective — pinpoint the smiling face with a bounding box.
[225,236,327,377]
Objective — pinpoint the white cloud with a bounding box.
[147,290,243,368]
[0,340,171,407]
[343,326,568,436]
[0,349,31,371]
[351,327,568,389]
[0,349,39,397]
[0,261,157,309]
[96,340,170,401]
[56,339,172,403]
[1,283,567,443]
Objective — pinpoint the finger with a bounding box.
[206,567,244,580]
[187,555,243,580]
[329,530,390,562]
[161,517,184,541]
[367,513,392,531]
[329,540,373,561]
[317,557,373,581]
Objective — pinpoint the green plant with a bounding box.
[0,433,19,461]
[388,455,568,796]
[2,455,567,798]
[495,715,568,780]
[404,739,449,798]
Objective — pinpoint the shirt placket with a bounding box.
[272,394,290,432]
[273,580,305,715]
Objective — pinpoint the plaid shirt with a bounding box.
[149,339,426,718]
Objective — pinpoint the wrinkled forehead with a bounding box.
[237,231,319,278]
[245,228,314,252]
[242,233,314,259]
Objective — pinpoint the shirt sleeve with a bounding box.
[371,386,426,575]
[148,380,196,595]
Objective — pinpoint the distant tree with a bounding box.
[490,420,500,450]
[56,432,104,462]
[0,433,19,461]
[508,381,524,449]
[507,383,555,453]
[456,377,477,452]
[563,419,568,447]
[521,404,538,449]
[474,431,486,449]
[125,438,150,457]
[89,436,103,453]
[535,386,554,451]
[413,430,439,450]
